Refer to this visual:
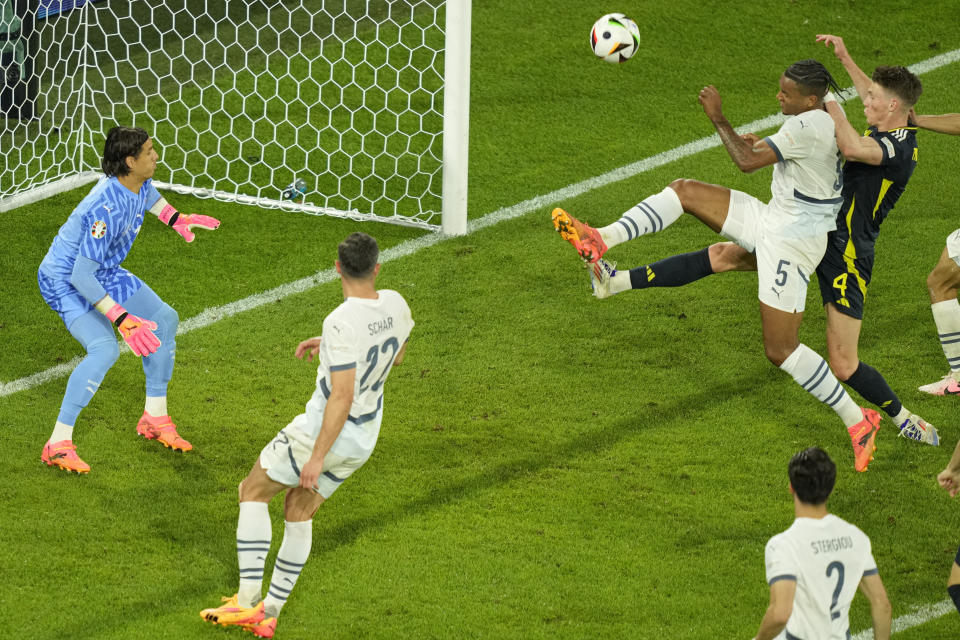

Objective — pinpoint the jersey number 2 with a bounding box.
[826,560,845,621]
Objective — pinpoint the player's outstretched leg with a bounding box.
[553,187,687,263]
[552,208,609,263]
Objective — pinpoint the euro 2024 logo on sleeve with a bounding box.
[91,220,107,238]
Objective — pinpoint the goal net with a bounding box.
[0,0,468,232]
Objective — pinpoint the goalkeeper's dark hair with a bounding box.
[338,232,379,279]
[788,446,836,506]
[872,65,922,108]
[783,59,842,99]
[102,126,150,177]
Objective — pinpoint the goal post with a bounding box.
[0,0,470,234]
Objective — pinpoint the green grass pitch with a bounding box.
[1,1,960,638]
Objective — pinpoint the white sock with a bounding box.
[237,502,272,608]
[892,406,910,426]
[780,344,864,427]
[598,187,684,249]
[263,520,313,619]
[49,421,74,444]
[610,270,632,295]
[932,299,960,374]
[144,396,168,417]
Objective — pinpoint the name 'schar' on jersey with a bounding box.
[368,316,394,336]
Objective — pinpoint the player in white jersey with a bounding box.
[37,126,219,473]
[907,112,960,396]
[200,232,413,639]
[753,447,891,640]
[552,60,882,471]
[919,111,960,616]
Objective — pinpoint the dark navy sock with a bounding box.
[948,583,960,615]
[843,361,902,418]
[629,248,713,289]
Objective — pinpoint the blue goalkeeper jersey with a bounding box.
[38,176,161,286]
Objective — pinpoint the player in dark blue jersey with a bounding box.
[810,35,934,445]
[37,126,220,473]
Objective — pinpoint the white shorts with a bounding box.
[259,428,369,499]
[948,229,960,268]
[721,190,827,313]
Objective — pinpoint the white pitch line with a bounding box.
[3,46,960,402]
[851,598,955,639]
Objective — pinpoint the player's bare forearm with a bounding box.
[712,117,759,172]
[913,113,960,135]
[838,57,870,102]
[948,438,960,472]
[753,608,787,640]
[300,394,351,489]
[859,575,892,640]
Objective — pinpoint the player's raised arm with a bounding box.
[699,85,778,173]
[858,573,892,640]
[816,34,871,101]
[912,112,960,135]
[823,92,884,165]
[148,196,220,243]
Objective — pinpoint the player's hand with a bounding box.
[299,457,324,490]
[170,213,220,243]
[815,34,849,61]
[741,133,762,147]
[698,85,723,121]
[938,468,960,498]
[295,337,322,361]
[104,303,161,356]
[116,313,161,356]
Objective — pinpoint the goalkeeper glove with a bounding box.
[104,303,161,356]
[158,204,220,243]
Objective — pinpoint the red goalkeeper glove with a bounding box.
[158,204,220,242]
[105,304,161,356]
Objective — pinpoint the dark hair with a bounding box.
[338,232,379,278]
[101,126,149,177]
[872,65,922,108]
[788,447,836,505]
[783,59,842,99]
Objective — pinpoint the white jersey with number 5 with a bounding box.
[288,289,414,458]
[765,514,878,640]
[762,108,844,238]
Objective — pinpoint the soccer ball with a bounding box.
[590,13,640,63]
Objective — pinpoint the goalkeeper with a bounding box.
[37,126,220,474]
